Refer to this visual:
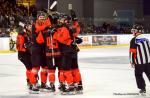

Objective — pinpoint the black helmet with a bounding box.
[131,24,144,34]
[37,11,47,20]
[49,13,59,24]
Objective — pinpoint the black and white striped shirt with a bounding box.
[129,35,150,65]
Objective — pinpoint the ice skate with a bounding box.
[49,82,56,92]
[74,83,83,94]
[40,83,51,92]
[26,79,32,90]
[29,84,39,94]
[58,82,66,92]
[139,89,146,96]
[61,83,76,95]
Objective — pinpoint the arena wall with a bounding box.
[0,34,150,51]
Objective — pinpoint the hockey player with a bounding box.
[62,10,83,94]
[129,24,150,94]
[16,23,32,89]
[69,10,83,94]
[30,11,51,93]
[53,15,75,94]
[42,14,66,92]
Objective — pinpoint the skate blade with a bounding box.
[29,90,39,94]
[39,89,51,92]
[140,93,146,96]
[50,90,56,93]
[61,91,76,95]
[76,91,83,94]
[50,92,57,95]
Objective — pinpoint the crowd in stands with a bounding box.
[0,0,35,37]
[0,28,10,37]
[0,0,147,37]
[80,22,132,35]
[0,0,36,27]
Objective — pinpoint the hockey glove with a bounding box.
[69,27,76,34]
[75,37,83,44]
[24,42,32,49]
[47,27,56,35]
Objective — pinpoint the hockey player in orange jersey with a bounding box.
[29,11,51,93]
[16,23,33,90]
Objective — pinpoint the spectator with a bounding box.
[0,14,4,27]
[0,29,2,36]
[9,14,15,26]
[0,0,35,28]
[0,28,9,37]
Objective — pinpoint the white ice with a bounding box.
[0,46,150,98]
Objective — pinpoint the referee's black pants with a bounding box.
[135,63,150,90]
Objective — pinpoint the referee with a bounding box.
[129,24,150,94]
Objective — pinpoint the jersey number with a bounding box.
[46,37,58,49]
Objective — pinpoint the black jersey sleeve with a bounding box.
[129,37,137,64]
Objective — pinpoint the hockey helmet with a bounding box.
[58,14,71,25]
[131,24,144,34]
[49,13,59,25]
[37,11,47,20]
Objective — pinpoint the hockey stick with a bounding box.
[50,30,55,66]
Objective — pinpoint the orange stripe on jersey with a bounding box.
[130,48,137,59]
[130,48,137,53]
[46,52,61,57]
[36,32,44,44]
[16,35,26,52]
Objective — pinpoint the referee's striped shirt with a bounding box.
[129,35,150,65]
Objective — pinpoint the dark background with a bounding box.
[34,0,150,28]
[143,0,150,15]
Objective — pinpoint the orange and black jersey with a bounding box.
[72,21,80,37]
[53,21,80,46]
[43,31,61,58]
[31,26,44,47]
[16,33,26,52]
[53,26,73,46]
[17,32,32,70]
[16,32,31,52]
[31,18,51,46]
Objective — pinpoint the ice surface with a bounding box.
[0,46,150,98]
